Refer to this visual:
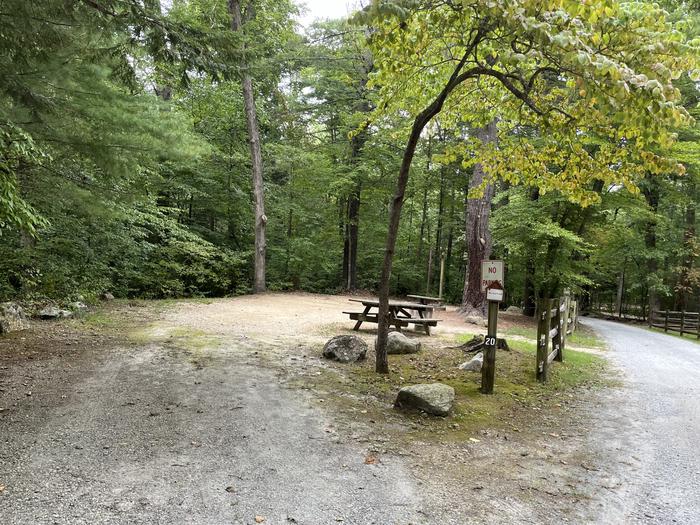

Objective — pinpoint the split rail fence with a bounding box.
[536,295,578,383]
[649,309,700,339]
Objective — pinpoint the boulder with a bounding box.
[378,331,421,355]
[506,306,523,314]
[101,292,115,301]
[0,302,29,334]
[322,335,368,363]
[458,352,483,372]
[39,307,73,320]
[395,383,455,417]
[465,315,488,327]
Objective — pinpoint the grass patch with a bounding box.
[80,311,126,329]
[567,325,606,349]
[647,326,700,344]
[503,325,537,339]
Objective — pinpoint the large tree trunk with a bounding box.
[229,0,266,293]
[461,120,498,316]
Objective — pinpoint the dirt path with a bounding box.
[1,293,683,524]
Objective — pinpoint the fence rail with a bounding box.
[649,310,700,339]
[536,294,578,383]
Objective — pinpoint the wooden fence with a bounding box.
[536,295,578,383]
[649,310,700,339]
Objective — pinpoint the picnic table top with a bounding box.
[406,294,443,302]
[348,298,433,310]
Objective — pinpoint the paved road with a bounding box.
[583,318,700,524]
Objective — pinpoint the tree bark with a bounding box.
[461,120,498,317]
[229,0,266,293]
[346,182,361,290]
[677,183,697,310]
[642,174,660,314]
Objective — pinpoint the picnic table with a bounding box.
[406,294,443,305]
[343,298,441,335]
[406,294,446,313]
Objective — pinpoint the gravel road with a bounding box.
[583,318,700,524]
[0,337,425,525]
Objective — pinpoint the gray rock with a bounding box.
[458,352,483,372]
[465,315,488,327]
[377,331,421,355]
[101,292,115,301]
[322,335,368,363]
[395,383,455,417]
[39,307,73,320]
[0,302,29,334]
[506,306,523,314]
[69,301,88,313]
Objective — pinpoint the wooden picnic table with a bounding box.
[406,294,443,305]
[344,298,441,335]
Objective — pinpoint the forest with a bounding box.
[1,0,699,323]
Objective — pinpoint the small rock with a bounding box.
[506,306,523,314]
[377,331,421,355]
[458,352,483,372]
[322,335,368,363]
[101,292,115,301]
[69,301,88,313]
[395,383,455,417]
[38,307,73,320]
[464,315,483,326]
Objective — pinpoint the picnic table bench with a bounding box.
[344,298,441,335]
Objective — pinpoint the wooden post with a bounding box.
[664,310,669,332]
[438,254,446,299]
[680,309,685,336]
[552,298,562,362]
[536,298,553,383]
[481,299,499,394]
[559,295,569,361]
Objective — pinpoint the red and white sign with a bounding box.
[481,260,504,292]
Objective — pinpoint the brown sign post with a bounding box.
[481,266,504,395]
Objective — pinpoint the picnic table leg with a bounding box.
[353,305,371,331]
[390,307,402,332]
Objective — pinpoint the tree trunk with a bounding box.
[461,120,498,316]
[375,43,485,373]
[616,269,625,318]
[642,174,660,314]
[346,182,361,290]
[677,184,697,310]
[229,0,266,293]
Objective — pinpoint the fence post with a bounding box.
[664,310,669,332]
[536,298,553,383]
[680,310,685,337]
[553,298,563,362]
[560,295,570,358]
